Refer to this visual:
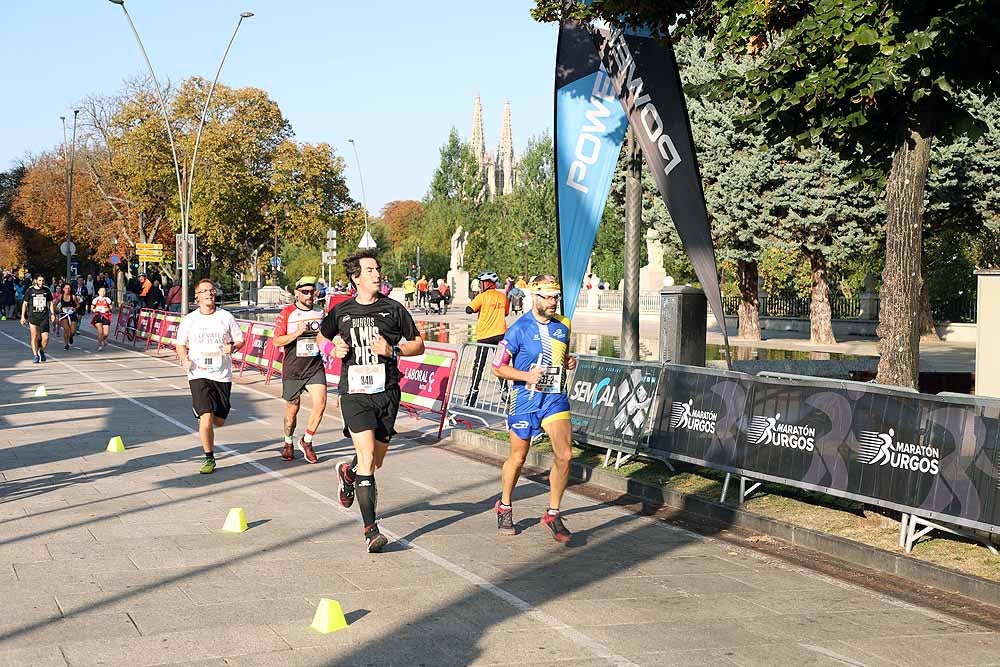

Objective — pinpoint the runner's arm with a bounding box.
[490,340,542,384]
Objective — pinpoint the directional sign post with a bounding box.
[323,229,338,285]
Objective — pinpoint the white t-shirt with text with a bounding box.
[175,308,244,382]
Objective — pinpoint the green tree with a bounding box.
[533,0,1000,388]
[428,128,485,204]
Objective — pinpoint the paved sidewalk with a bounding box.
[0,320,997,666]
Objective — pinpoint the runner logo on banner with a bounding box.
[568,355,661,453]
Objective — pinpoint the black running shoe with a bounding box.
[40,351,46,362]
[337,461,355,508]
[495,500,514,536]
[364,524,388,553]
[541,510,571,543]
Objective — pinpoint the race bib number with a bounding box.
[348,364,386,394]
[194,347,223,369]
[32,295,46,312]
[529,365,563,394]
[61,307,76,315]
[296,338,319,357]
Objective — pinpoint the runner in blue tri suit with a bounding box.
[491,275,578,543]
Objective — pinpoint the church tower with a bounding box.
[496,99,517,196]
[470,95,518,200]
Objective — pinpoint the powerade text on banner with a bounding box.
[554,21,627,320]
[586,21,732,361]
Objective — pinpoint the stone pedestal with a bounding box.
[975,270,1000,397]
[447,269,470,304]
[859,291,880,320]
[660,286,707,367]
[639,266,667,294]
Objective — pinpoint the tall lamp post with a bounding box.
[520,231,530,281]
[108,0,253,314]
[347,139,376,249]
[61,110,79,283]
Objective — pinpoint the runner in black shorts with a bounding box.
[317,248,424,552]
[272,276,327,464]
[55,283,80,350]
[20,274,53,363]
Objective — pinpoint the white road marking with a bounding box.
[798,644,868,667]
[400,476,441,494]
[0,329,638,667]
[168,384,181,390]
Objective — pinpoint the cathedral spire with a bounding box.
[497,98,516,195]
[471,94,486,164]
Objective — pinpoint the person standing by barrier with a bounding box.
[465,270,509,406]
[402,275,416,309]
[55,283,80,351]
[91,287,113,351]
[318,248,425,553]
[272,276,326,464]
[175,278,245,475]
[491,276,578,543]
[166,281,182,312]
[416,275,428,309]
[21,274,54,363]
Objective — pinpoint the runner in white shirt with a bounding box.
[175,278,244,474]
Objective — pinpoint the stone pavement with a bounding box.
[1,319,997,666]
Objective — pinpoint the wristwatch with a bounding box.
[392,344,402,359]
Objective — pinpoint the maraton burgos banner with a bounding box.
[553,21,627,320]
[647,365,1000,533]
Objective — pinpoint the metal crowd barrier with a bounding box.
[447,343,510,429]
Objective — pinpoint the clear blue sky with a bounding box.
[0,0,557,213]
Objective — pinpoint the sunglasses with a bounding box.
[298,289,315,295]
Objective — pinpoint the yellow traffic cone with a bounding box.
[106,436,125,453]
[222,508,248,533]
[33,385,47,398]
[310,598,348,634]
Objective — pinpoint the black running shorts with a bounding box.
[340,386,401,443]
[28,318,50,334]
[189,378,233,419]
[282,365,327,402]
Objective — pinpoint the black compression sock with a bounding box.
[349,455,358,474]
[355,474,377,527]
[204,451,215,460]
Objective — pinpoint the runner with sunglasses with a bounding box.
[272,276,327,464]
[491,276,578,543]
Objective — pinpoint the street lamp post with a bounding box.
[108,0,253,314]
[347,139,375,249]
[61,110,79,283]
[520,231,530,282]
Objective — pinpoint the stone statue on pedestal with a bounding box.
[451,226,467,272]
[639,228,667,293]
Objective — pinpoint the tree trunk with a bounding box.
[807,249,837,345]
[737,259,761,340]
[876,122,932,389]
[918,254,941,341]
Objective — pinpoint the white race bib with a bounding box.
[528,365,563,394]
[61,307,76,315]
[32,295,46,312]
[296,338,319,357]
[194,346,223,369]
[348,364,386,394]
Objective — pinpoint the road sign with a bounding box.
[136,243,163,252]
[326,238,337,250]
[322,252,337,265]
[175,234,196,270]
[270,256,282,270]
[109,254,121,265]
[358,231,377,249]
[137,249,164,257]
[327,228,337,240]
[60,241,76,257]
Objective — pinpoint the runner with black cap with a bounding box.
[272,275,327,464]
[317,248,425,552]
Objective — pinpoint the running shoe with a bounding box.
[64,344,69,350]
[39,351,46,362]
[364,524,388,553]
[199,457,217,474]
[281,441,294,461]
[33,354,40,364]
[69,334,74,345]
[541,510,571,543]
[298,437,318,464]
[495,500,515,536]
[337,461,356,507]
